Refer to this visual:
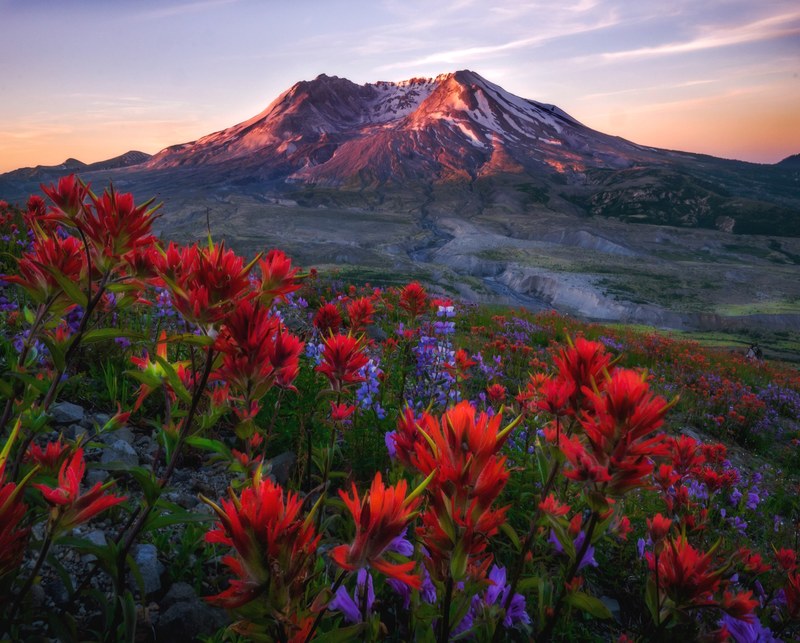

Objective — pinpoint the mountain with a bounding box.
[1,71,799,336]
[1,70,798,235]
[2,150,151,183]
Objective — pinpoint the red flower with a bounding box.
[215,299,304,399]
[486,383,507,404]
[0,463,30,583]
[330,472,422,588]
[720,590,758,622]
[648,536,722,608]
[568,368,671,496]
[315,333,369,391]
[80,184,160,271]
[154,241,255,327]
[538,494,571,517]
[399,282,427,322]
[258,249,301,306]
[4,234,86,306]
[313,302,343,335]
[647,513,672,544]
[25,438,70,473]
[346,297,375,332]
[552,337,613,411]
[330,402,357,422]
[203,472,319,609]
[775,547,797,572]
[40,173,88,219]
[34,448,126,531]
[450,349,476,380]
[393,402,520,581]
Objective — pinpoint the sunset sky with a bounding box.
[1,0,798,172]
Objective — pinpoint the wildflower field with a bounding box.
[1,177,799,642]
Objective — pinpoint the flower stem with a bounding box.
[304,569,348,643]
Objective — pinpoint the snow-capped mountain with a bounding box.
[1,70,798,236]
[145,70,652,185]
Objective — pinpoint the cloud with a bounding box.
[136,0,239,21]
[600,10,800,61]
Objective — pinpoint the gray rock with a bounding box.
[100,439,139,468]
[156,598,228,641]
[68,423,90,441]
[132,544,164,596]
[366,324,388,342]
[267,451,296,486]
[43,577,70,607]
[81,529,108,564]
[600,595,621,622]
[50,402,85,425]
[161,581,197,609]
[101,425,135,446]
[85,469,110,486]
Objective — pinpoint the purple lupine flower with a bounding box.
[329,569,374,624]
[729,516,748,535]
[746,491,760,511]
[637,538,647,559]
[730,488,743,505]
[385,431,397,459]
[719,612,781,643]
[549,530,598,571]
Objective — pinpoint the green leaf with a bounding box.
[152,355,192,404]
[313,624,366,643]
[0,378,13,399]
[39,335,66,372]
[9,370,51,394]
[42,265,88,307]
[185,435,232,459]
[499,522,522,552]
[82,328,145,345]
[166,332,215,347]
[517,576,542,593]
[565,591,613,619]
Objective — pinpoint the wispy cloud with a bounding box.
[136,0,239,21]
[600,10,800,61]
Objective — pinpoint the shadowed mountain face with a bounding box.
[1,71,799,339]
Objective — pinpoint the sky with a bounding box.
[0,0,798,172]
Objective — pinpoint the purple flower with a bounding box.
[637,537,646,559]
[549,530,598,570]
[719,612,781,642]
[329,569,374,624]
[384,431,397,459]
[746,491,760,510]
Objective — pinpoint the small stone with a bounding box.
[600,595,621,622]
[43,577,70,607]
[267,451,296,486]
[161,581,197,609]
[101,425,135,445]
[366,324,388,342]
[100,439,139,468]
[50,402,85,425]
[81,529,108,564]
[68,423,90,441]
[156,596,228,640]
[85,469,110,486]
[132,544,164,596]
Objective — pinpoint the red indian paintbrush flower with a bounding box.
[3,234,86,307]
[313,302,343,335]
[34,448,126,532]
[154,241,256,327]
[330,472,424,589]
[552,337,613,413]
[202,471,320,609]
[40,173,89,220]
[0,462,31,584]
[346,296,375,333]
[647,535,722,606]
[257,249,301,306]
[25,438,70,474]
[399,281,427,322]
[82,184,160,271]
[315,332,369,391]
[561,368,671,496]
[215,299,304,398]
[392,401,520,581]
